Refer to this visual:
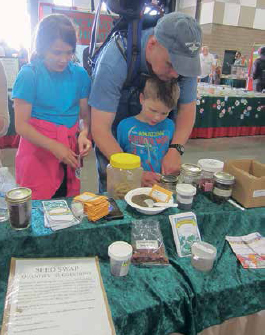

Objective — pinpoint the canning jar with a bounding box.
[212,172,235,204]
[5,187,32,230]
[159,175,178,194]
[177,163,202,188]
[107,153,143,199]
[197,159,224,192]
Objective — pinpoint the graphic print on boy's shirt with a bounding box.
[117,117,175,173]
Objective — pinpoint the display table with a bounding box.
[191,95,265,139]
[0,194,264,335]
[220,78,246,88]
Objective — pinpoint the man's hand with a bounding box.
[141,171,161,187]
[161,149,182,175]
[51,142,78,168]
[78,132,92,157]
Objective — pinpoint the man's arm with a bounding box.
[161,101,196,175]
[91,107,122,159]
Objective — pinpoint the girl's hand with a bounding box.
[78,132,92,157]
[51,142,78,168]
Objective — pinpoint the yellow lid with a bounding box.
[110,153,141,169]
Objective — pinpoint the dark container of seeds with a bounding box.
[5,187,32,230]
[212,172,235,204]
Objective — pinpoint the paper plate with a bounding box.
[124,187,173,215]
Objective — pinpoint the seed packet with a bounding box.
[169,212,201,257]
[131,219,169,266]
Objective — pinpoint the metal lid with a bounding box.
[213,172,235,185]
[197,159,224,173]
[181,163,202,176]
[6,187,32,203]
[161,174,178,184]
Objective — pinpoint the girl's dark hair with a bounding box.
[31,14,77,60]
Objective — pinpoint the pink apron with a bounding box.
[16,118,80,200]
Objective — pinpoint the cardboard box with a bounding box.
[224,159,265,208]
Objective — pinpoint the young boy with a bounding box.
[117,77,180,173]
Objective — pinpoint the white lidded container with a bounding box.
[176,184,197,210]
[108,241,133,276]
[191,242,217,272]
[197,159,224,192]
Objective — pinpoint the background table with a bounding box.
[220,78,246,88]
[0,194,264,335]
[191,96,265,139]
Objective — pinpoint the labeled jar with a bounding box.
[107,153,143,199]
[176,183,197,210]
[212,172,235,204]
[159,175,178,194]
[197,159,224,192]
[108,241,133,276]
[6,187,32,230]
[178,163,202,189]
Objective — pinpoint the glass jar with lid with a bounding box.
[159,175,178,194]
[177,163,202,188]
[107,153,143,199]
[197,159,224,192]
[212,172,235,204]
[5,187,32,230]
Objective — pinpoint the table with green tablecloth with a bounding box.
[0,194,264,335]
[191,95,265,138]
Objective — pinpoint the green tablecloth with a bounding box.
[195,96,265,129]
[220,78,246,88]
[0,194,265,335]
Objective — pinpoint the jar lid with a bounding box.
[181,163,202,176]
[110,153,141,170]
[176,183,197,196]
[213,171,235,185]
[197,159,224,173]
[161,175,178,184]
[108,241,133,261]
[6,187,32,203]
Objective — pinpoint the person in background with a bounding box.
[212,54,222,85]
[0,61,10,137]
[252,46,265,93]
[117,76,179,174]
[199,46,215,83]
[18,44,29,69]
[12,14,91,200]
[234,51,247,66]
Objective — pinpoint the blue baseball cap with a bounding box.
[154,12,202,77]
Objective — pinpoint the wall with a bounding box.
[201,23,265,61]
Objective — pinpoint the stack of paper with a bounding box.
[74,192,110,222]
[42,200,80,231]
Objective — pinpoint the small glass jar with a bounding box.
[212,172,235,204]
[159,175,178,194]
[177,163,202,189]
[198,159,224,192]
[5,187,32,230]
[107,153,143,199]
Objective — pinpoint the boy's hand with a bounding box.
[161,149,181,175]
[51,142,78,168]
[78,132,92,157]
[141,171,161,187]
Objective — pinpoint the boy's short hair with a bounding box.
[143,77,180,110]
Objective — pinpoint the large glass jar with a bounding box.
[177,163,202,189]
[197,159,224,192]
[107,153,143,199]
[212,172,235,204]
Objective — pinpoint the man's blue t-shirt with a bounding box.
[12,59,91,128]
[88,28,197,114]
[117,116,175,173]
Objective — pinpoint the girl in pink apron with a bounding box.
[12,14,91,199]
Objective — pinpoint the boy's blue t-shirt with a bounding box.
[117,116,175,173]
[12,59,91,128]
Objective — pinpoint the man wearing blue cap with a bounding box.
[89,12,202,192]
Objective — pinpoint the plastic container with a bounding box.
[197,159,224,192]
[177,164,202,189]
[176,184,197,210]
[5,187,32,230]
[107,153,143,199]
[212,171,235,204]
[0,167,17,222]
[108,241,133,276]
[158,175,178,194]
[191,242,217,272]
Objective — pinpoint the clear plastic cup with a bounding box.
[191,242,217,272]
[176,184,197,210]
[108,241,133,276]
